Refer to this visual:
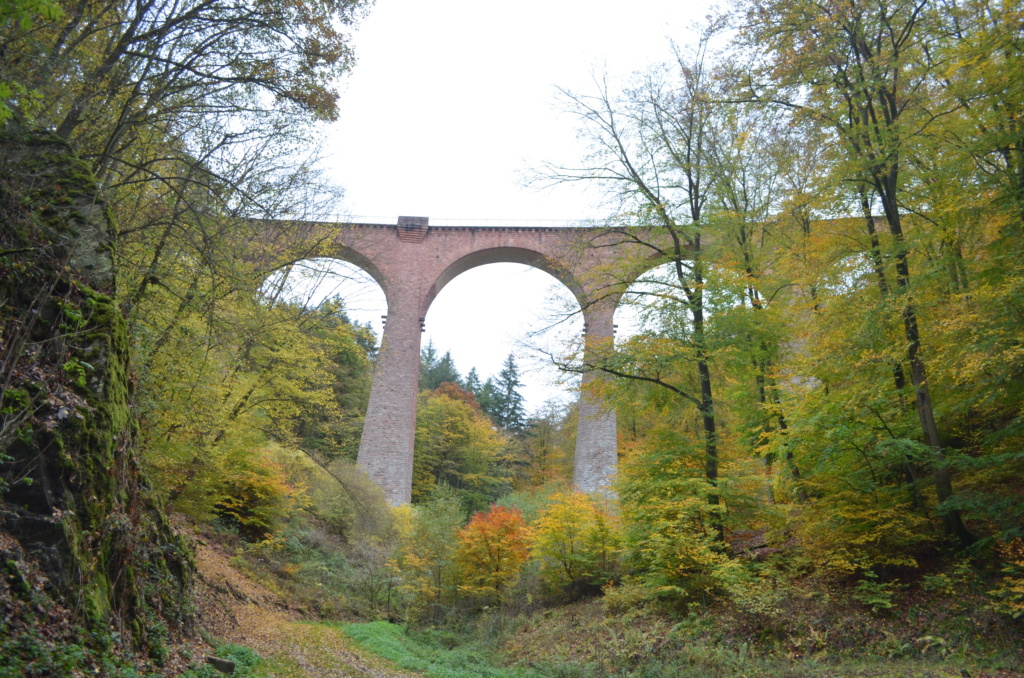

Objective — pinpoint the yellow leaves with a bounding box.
[390,504,414,541]
[390,493,464,623]
[793,491,932,574]
[413,390,509,505]
[212,444,310,540]
[990,538,1024,619]
[531,491,621,592]
[136,282,373,534]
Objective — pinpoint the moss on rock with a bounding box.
[0,127,194,654]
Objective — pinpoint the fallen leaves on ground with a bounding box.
[190,526,418,678]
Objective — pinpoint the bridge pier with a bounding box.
[575,302,618,493]
[355,295,422,505]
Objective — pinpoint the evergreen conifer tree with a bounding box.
[464,367,482,394]
[482,353,527,433]
[420,341,439,388]
[430,351,462,389]
[478,378,499,422]
[421,345,462,391]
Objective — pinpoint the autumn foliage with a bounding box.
[531,491,621,597]
[455,505,532,603]
[992,538,1024,620]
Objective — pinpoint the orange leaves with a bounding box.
[433,381,483,413]
[455,505,532,602]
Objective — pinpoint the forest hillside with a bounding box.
[2,0,1024,675]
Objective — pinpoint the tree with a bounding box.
[392,490,464,624]
[455,505,532,605]
[464,367,483,394]
[521,401,577,486]
[421,343,462,391]
[932,0,1024,234]
[531,491,621,598]
[139,292,368,522]
[291,299,374,461]
[544,31,732,540]
[1,0,366,145]
[615,432,741,605]
[741,0,974,544]
[481,353,527,433]
[0,0,61,123]
[700,70,807,491]
[476,378,499,421]
[420,341,440,387]
[413,390,510,510]
[433,381,483,412]
[212,444,307,540]
[1,0,368,514]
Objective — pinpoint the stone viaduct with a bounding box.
[292,216,662,504]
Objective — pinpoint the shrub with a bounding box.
[531,491,621,599]
[455,505,532,605]
[990,538,1024,619]
[392,490,465,624]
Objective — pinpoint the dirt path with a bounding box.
[191,535,417,678]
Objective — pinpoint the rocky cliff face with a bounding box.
[0,127,193,662]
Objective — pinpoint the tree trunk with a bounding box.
[689,261,724,542]
[875,180,975,546]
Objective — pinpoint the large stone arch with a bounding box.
[321,244,391,303]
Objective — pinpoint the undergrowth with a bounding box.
[215,510,397,621]
[337,569,1023,678]
[216,495,1024,678]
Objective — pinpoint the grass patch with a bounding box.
[343,620,537,678]
[180,643,260,678]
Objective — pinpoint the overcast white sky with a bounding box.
[314,0,714,411]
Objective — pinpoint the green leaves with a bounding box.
[0,0,62,29]
[413,388,509,510]
[61,359,88,388]
[0,0,62,123]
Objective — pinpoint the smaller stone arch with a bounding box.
[421,250,619,496]
[319,242,391,304]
